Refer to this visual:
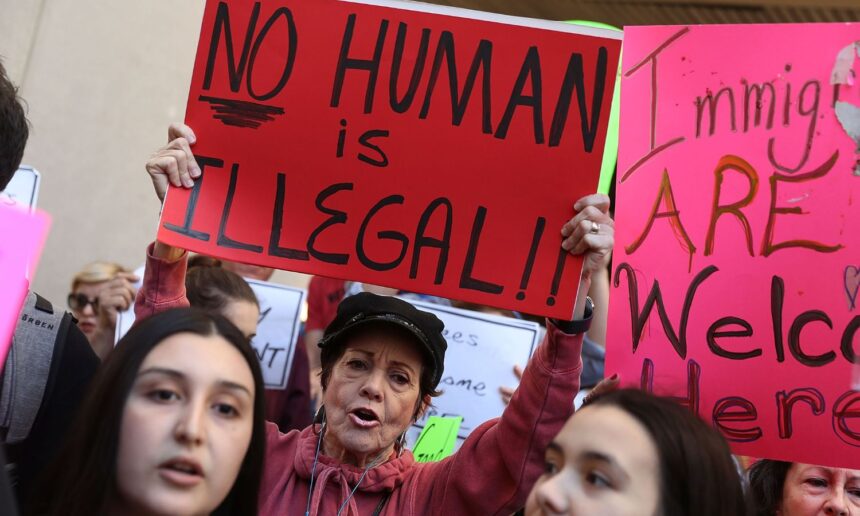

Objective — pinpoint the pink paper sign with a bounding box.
[607,24,860,468]
[0,204,50,368]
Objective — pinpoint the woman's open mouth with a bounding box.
[349,407,381,429]
[158,457,204,488]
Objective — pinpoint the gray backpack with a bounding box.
[0,291,98,510]
[0,291,72,445]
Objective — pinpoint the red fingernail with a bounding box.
[610,373,619,380]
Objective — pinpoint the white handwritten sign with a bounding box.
[246,279,306,389]
[403,298,540,446]
[1,166,41,211]
[116,309,133,344]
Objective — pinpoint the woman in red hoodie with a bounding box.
[141,123,614,515]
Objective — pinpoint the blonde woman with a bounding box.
[68,262,138,359]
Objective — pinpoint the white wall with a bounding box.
[0,0,310,306]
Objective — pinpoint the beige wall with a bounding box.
[1,0,310,306]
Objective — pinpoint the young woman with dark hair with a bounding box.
[524,388,750,516]
[747,459,860,515]
[33,308,267,516]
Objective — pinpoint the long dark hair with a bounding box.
[588,389,750,516]
[746,459,792,516]
[34,308,266,515]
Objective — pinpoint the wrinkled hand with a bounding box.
[560,193,614,280]
[145,123,201,202]
[499,364,524,406]
[97,272,139,329]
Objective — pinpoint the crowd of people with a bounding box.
[1,44,858,516]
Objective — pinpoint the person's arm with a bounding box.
[134,123,201,322]
[133,242,190,322]
[420,322,584,514]
[586,261,610,347]
[416,193,614,514]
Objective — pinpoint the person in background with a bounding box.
[218,260,315,430]
[68,261,138,359]
[524,388,750,516]
[34,308,266,516]
[747,459,860,516]
[214,259,315,432]
[184,257,260,339]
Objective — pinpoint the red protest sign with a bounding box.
[157,0,621,319]
[607,24,860,468]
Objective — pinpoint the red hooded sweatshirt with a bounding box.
[136,245,584,515]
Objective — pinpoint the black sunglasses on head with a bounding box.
[67,293,99,312]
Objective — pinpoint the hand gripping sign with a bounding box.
[157,0,621,319]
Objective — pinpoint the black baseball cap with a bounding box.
[318,292,447,388]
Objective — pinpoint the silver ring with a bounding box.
[589,221,600,234]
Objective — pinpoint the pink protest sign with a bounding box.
[607,24,860,468]
[0,204,50,367]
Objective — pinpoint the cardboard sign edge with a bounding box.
[338,0,624,40]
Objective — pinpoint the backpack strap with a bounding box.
[33,294,53,315]
[28,308,75,436]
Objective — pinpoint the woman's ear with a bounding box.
[313,405,326,425]
[414,394,431,422]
